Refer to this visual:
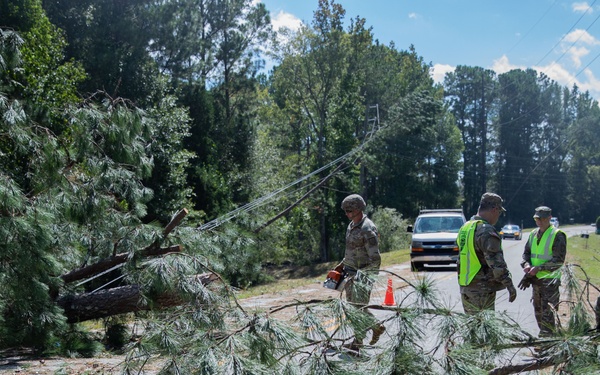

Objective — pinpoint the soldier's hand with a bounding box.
[527,266,539,276]
[518,274,532,290]
[507,285,517,303]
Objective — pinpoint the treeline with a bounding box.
[0,0,599,353]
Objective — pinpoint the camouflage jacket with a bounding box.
[342,215,381,272]
[458,215,513,293]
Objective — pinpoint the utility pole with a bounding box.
[360,104,380,199]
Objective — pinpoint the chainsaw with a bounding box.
[323,269,346,290]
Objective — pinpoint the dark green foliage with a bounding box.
[51,327,104,358]
[104,321,129,351]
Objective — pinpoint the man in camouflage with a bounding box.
[520,206,567,337]
[457,193,517,314]
[334,194,385,352]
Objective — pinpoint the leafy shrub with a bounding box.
[370,206,411,253]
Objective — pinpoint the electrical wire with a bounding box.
[197,112,380,231]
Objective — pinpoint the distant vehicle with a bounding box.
[499,224,522,240]
[407,209,466,272]
[550,217,559,227]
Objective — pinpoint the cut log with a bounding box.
[57,273,218,323]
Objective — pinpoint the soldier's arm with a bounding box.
[364,229,381,270]
[480,231,513,288]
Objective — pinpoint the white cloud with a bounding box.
[568,46,590,67]
[535,62,576,85]
[491,55,524,74]
[271,10,303,32]
[546,64,600,97]
[535,61,600,99]
[580,68,600,95]
[431,64,455,83]
[563,29,600,45]
[408,12,419,19]
[559,29,600,69]
[572,2,593,13]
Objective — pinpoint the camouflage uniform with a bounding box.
[342,214,381,308]
[340,194,381,343]
[457,215,514,314]
[521,222,567,336]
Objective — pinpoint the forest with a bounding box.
[2,0,600,373]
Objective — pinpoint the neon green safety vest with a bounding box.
[528,226,565,279]
[458,220,483,286]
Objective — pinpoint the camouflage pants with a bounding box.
[343,269,375,341]
[532,279,560,336]
[461,290,496,315]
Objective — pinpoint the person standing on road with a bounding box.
[333,194,385,352]
[457,193,517,314]
[520,206,567,337]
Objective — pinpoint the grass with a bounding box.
[566,229,600,284]
[236,248,410,299]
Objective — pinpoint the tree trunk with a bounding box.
[57,273,218,323]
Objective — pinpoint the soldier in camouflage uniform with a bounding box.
[457,193,517,314]
[520,206,567,337]
[334,194,385,352]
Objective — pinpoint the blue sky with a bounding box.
[258,0,600,99]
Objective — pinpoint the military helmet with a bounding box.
[341,194,366,211]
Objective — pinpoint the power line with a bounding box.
[504,0,559,57]
[197,108,381,231]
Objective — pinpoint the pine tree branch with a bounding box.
[60,245,182,284]
[488,357,556,375]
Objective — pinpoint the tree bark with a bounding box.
[57,273,218,323]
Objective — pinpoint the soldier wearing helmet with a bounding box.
[334,194,384,352]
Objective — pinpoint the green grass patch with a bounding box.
[237,248,410,299]
[567,231,600,284]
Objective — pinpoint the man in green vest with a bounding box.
[457,193,517,314]
[520,206,567,337]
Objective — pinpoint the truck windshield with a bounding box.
[415,217,463,234]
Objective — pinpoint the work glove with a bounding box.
[518,274,534,290]
[507,284,517,303]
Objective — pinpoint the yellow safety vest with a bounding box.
[529,227,564,279]
[458,220,483,286]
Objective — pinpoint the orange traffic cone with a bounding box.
[382,277,396,306]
